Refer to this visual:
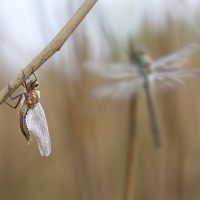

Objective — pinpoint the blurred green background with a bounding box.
[0,0,200,199]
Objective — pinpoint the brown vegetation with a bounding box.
[0,18,200,200]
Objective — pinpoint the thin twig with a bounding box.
[0,0,98,105]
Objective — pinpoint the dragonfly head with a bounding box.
[27,79,39,89]
[129,38,152,66]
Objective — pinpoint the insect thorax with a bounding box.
[141,63,152,75]
[25,90,40,108]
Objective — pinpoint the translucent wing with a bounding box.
[92,78,143,100]
[83,61,140,80]
[153,43,199,70]
[152,68,200,90]
[26,103,51,156]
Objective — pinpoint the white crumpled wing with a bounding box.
[153,43,199,70]
[26,103,51,156]
[83,61,140,80]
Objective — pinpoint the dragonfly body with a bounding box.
[24,88,39,108]
[129,41,162,146]
[83,41,200,147]
[18,82,39,144]
[19,103,31,143]
[5,73,51,156]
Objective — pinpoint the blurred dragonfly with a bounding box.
[83,40,200,147]
[4,70,51,156]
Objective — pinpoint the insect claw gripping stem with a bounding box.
[21,69,27,88]
[21,69,25,80]
[31,68,37,83]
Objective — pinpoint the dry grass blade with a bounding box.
[0,0,98,105]
[124,97,138,200]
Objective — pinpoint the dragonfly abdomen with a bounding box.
[19,105,31,144]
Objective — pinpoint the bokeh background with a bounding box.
[0,0,200,199]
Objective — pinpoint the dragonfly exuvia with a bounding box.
[5,69,51,156]
[83,40,200,147]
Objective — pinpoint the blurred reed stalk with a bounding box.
[124,96,138,200]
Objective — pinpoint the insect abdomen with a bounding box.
[19,105,31,143]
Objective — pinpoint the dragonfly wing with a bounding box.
[92,78,143,100]
[152,68,200,90]
[83,61,140,80]
[26,103,51,156]
[153,43,199,70]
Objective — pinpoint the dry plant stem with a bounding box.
[0,0,98,105]
[124,96,138,200]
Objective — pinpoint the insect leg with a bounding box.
[4,95,23,109]
[7,82,25,100]
[21,69,27,88]
[4,82,25,109]
[31,67,37,83]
